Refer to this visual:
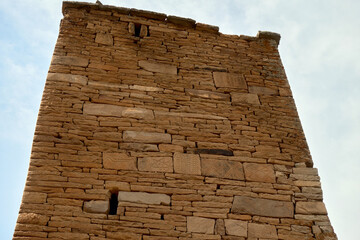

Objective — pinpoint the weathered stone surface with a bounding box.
[130,85,163,92]
[224,219,247,237]
[293,168,319,175]
[17,213,48,225]
[196,23,219,33]
[187,216,215,234]
[296,202,327,215]
[201,158,244,180]
[139,25,148,37]
[103,152,137,170]
[248,86,278,95]
[257,31,281,45]
[95,33,113,45]
[123,131,171,143]
[118,191,170,205]
[22,192,47,204]
[105,181,130,191]
[107,232,142,240]
[215,219,225,235]
[47,73,88,85]
[155,111,227,120]
[120,143,159,152]
[139,60,177,75]
[167,15,196,28]
[51,55,88,67]
[186,89,229,100]
[84,103,154,119]
[93,132,122,141]
[138,157,173,172]
[84,200,109,214]
[243,163,276,183]
[231,93,260,105]
[213,72,247,89]
[248,223,278,239]
[173,153,201,175]
[232,196,294,218]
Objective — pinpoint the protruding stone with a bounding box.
[213,72,247,89]
[195,23,219,34]
[224,219,247,237]
[248,223,278,239]
[296,202,327,215]
[47,73,88,85]
[139,25,148,37]
[138,157,173,173]
[139,60,177,75]
[187,216,215,234]
[123,131,171,144]
[84,200,109,214]
[95,33,113,45]
[231,93,260,105]
[167,15,196,28]
[243,163,276,183]
[118,191,170,205]
[201,158,244,180]
[22,192,47,204]
[232,196,294,218]
[51,55,89,67]
[17,213,48,225]
[257,31,281,46]
[173,153,201,175]
[103,152,137,170]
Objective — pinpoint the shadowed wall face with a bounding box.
[13,2,337,239]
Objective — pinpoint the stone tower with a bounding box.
[13,1,337,239]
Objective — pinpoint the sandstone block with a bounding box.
[201,158,244,180]
[123,131,171,144]
[186,89,229,100]
[107,232,142,240]
[93,132,122,141]
[231,196,294,218]
[293,168,319,175]
[224,219,247,237]
[51,55,88,67]
[84,103,154,119]
[120,143,159,152]
[138,157,173,173]
[243,163,275,183]
[213,72,247,89]
[187,216,215,234]
[296,202,327,215]
[103,152,137,170]
[231,93,260,105]
[47,73,87,85]
[105,181,130,191]
[121,108,154,119]
[118,191,170,205]
[249,86,278,95]
[95,33,113,45]
[17,213,48,225]
[248,223,278,239]
[139,60,177,75]
[22,192,47,204]
[173,153,201,175]
[84,200,109,214]
[159,144,183,152]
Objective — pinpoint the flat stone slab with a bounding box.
[138,157,173,173]
[243,163,276,183]
[201,158,244,180]
[187,216,215,234]
[84,200,109,214]
[123,131,171,144]
[296,202,327,214]
[83,103,154,119]
[103,152,137,170]
[248,223,278,239]
[224,219,247,237]
[231,195,294,218]
[174,153,201,175]
[47,73,88,85]
[231,93,260,105]
[213,72,247,89]
[51,55,89,67]
[139,60,177,75]
[118,191,170,205]
[95,33,113,45]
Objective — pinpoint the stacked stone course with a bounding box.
[14,1,337,239]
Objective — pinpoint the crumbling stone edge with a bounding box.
[62,1,281,46]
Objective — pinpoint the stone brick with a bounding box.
[138,157,173,173]
[118,191,170,205]
[17,213,48,225]
[121,108,154,119]
[120,143,159,152]
[107,232,142,240]
[173,153,201,175]
[47,73,87,85]
[22,192,47,204]
[187,216,215,234]
[231,196,294,218]
[123,131,171,144]
[224,219,247,237]
[95,33,113,45]
[248,223,278,239]
[213,72,247,89]
[248,86,278,95]
[51,55,89,67]
[139,60,177,75]
[231,93,260,105]
[105,181,131,191]
[84,200,109,214]
[103,152,137,170]
[243,163,276,183]
[158,144,183,152]
[93,132,122,141]
[186,89,229,100]
[84,103,154,119]
[201,158,244,180]
[296,202,327,215]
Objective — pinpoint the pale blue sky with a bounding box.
[1,0,359,239]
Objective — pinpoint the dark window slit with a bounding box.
[194,149,234,156]
[109,193,118,215]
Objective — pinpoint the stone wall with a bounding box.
[13,1,337,239]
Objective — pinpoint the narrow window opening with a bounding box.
[109,193,118,215]
[134,23,141,37]
[160,214,164,220]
